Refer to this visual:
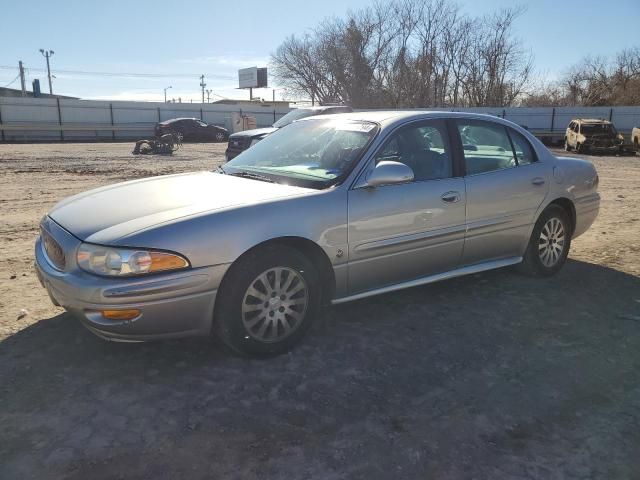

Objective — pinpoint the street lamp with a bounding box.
[39,49,55,95]
[164,86,172,103]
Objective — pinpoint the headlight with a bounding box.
[77,243,189,277]
[249,137,262,147]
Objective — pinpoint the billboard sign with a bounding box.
[238,67,268,89]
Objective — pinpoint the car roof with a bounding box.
[574,118,611,124]
[161,117,200,123]
[299,110,518,128]
[298,105,350,111]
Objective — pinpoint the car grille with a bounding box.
[41,227,66,270]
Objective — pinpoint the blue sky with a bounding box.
[0,0,637,102]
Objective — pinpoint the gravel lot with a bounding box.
[1,142,639,479]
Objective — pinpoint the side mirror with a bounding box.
[365,161,414,188]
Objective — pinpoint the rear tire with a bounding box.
[518,205,572,277]
[214,245,321,357]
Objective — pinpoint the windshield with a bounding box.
[581,124,616,135]
[272,108,319,128]
[222,118,378,189]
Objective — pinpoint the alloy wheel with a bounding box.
[241,267,308,343]
[539,217,566,267]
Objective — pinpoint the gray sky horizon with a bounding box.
[1,0,637,103]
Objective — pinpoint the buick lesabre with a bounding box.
[35,111,600,356]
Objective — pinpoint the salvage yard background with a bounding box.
[1,143,640,478]
[2,97,640,143]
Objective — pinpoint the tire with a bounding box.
[214,131,226,142]
[575,143,582,154]
[518,205,572,277]
[564,138,571,151]
[214,244,321,357]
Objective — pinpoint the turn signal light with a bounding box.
[148,252,189,272]
[100,309,141,321]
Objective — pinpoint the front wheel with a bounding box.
[214,245,321,357]
[214,131,226,142]
[564,138,572,151]
[518,205,571,277]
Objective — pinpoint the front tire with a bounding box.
[518,205,571,277]
[214,245,321,357]
[564,138,572,151]
[214,131,226,142]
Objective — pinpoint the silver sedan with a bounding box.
[35,111,600,356]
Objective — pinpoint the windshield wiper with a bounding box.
[227,170,275,183]
[215,165,226,174]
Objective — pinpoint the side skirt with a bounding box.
[331,257,522,305]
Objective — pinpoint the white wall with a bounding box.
[2,97,639,142]
[0,97,291,142]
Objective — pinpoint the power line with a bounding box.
[2,73,20,88]
[0,65,234,80]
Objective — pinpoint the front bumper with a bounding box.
[35,219,230,342]
[583,143,622,153]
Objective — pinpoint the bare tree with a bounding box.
[272,0,534,108]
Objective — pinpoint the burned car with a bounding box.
[564,118,625,154]
[225,105,353,161]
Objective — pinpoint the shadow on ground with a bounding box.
[2,260,640,479]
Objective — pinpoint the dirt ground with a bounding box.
[1,142,639,479]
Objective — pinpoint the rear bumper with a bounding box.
[35,232,230,342]
[573,192,600,239]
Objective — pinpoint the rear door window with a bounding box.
[507,129,537,166]
[456,121,516,175]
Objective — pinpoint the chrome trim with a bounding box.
[103,274,210,298]
[331,257,522,304]
[354,224,466,253]
[465,216,514,232]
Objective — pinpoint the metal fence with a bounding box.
[1,97,639,143]
[0,97,291,142]
[420,106,640,142]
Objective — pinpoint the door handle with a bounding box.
[441,191,460,203]
[531,177,545,186]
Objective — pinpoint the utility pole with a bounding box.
[205,89,212,103]
[199,74,206,104]
[39,49,55,94]
[164,85,172,103]
[18,61,26,96]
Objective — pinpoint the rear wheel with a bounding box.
[214,245,321,357]
[518,205,571,277]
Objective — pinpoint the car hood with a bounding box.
[49,171,314,244]
[229,127,278,139]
